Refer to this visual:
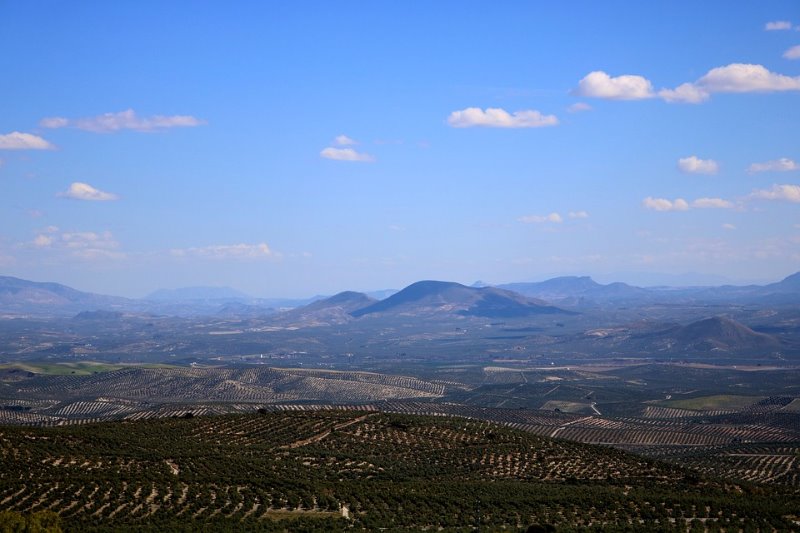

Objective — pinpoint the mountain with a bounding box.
[765,271,800,292]
[497,276,646,306]
[146,286,250,301]
[302,291,377,314]
[0,276,128,316]
[273,291,378,325]
[643,316,781,354]
[351,280,568,318]
[656,271,800,306]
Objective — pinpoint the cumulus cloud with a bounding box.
[320,147,375,162]
[698,64,800,92]
[765,21,792,31]
[747,158,799,173]
[567,102,592,113]
[334,135,357,146]
[677,156,719,175]
[0,131,54,150]
[572,71,655,100]
[691,197,734,209]
[40,109,205,133]
[170,243,275,259]
[722,223,736,230]
[447,107,559,128]
[568,210,589,219]
[518,212,563,224]
[642,197,689,211]
[750,184,800,203]
[579,63,800,106]
[784,45,800,60]
[57,182,119,201]
[660,64,800,104]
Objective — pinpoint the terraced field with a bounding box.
[1,411,799,531]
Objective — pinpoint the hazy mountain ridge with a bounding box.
[497,276,647,306]
[1,272,799,318]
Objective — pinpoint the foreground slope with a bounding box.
[1,411,797,531]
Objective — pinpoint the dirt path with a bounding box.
[550,416,594,439]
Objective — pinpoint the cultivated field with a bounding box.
[1,411,798,531]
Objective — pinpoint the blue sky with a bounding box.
[1,1,799,297]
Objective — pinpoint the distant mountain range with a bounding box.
[497,276,647,305]
[495,273,800,307]
[1,272,799,318]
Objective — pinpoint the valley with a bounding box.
[1,274,799,529]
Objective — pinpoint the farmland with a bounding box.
[1,411,798,531]
[1,361,799,499]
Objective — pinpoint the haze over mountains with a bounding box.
[2,272,800,318]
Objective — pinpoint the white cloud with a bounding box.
[518,212,563,223]
[696,63,800,93]
[722,223,736,230]
[40,109,205,133]
[661,64,800,104]
[747,158,799,173]
[765,21,792,31]
[572,71,655,100]
[784,45,800,60]
[580,63,800,106]
[677,156,719,175]
[320,147,375,162]
[567,102,592,113]
[750,184,800,203]
[658,83,710,103]
[642,197,689,211]
[57,182,119,201]
[692,197,734,209]
[334,135,357,146]
[447,107,559,128]
[0,131,54,150]
[568,210,589,219]
[170,243,275,259]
